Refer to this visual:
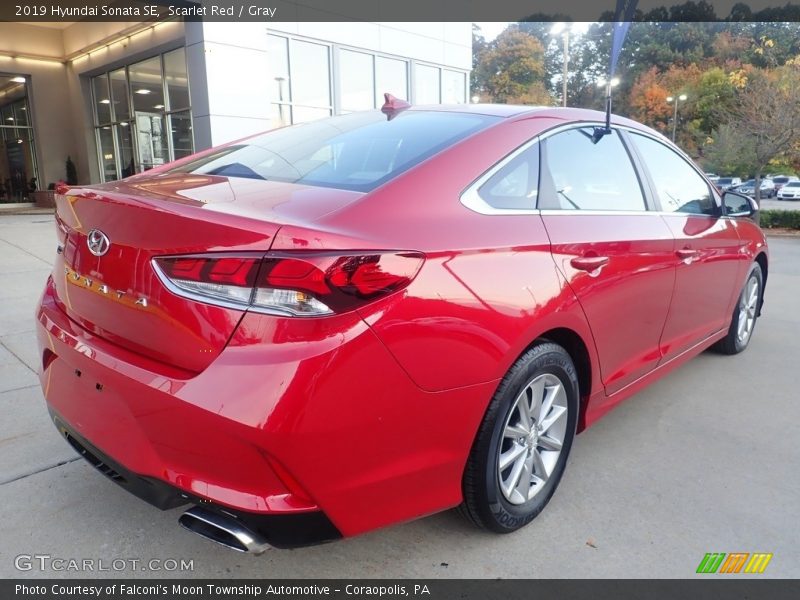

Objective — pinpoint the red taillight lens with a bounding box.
[153,251,424,316]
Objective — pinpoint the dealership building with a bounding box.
[0,18,471,203]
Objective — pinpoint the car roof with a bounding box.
[409,104,656,133]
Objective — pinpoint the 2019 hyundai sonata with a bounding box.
[36,103,767,552]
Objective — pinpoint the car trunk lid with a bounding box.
[52,174,363,373]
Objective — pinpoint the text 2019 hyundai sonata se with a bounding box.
[36,104,767,552]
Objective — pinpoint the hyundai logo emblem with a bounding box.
[86,229,111,257]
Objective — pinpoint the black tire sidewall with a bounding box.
[731,263,763,353]
[478,344,579,532]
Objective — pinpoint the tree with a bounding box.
[707,63,800,203]
[472,27,552,105]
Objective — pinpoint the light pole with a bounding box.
[550,23,589,108]
[666,94,687,142]
[550,23,569,107]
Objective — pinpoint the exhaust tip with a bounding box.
[179,506,270,554]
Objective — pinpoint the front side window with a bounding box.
[169,110,498,192]
[630,133,715,215]
[540,128,646,211]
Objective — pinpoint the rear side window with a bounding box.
[629,133,715,215]
[539,128,646,211]
[478,142,540,210]
[168,111,499,192]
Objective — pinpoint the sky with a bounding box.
[474,22,511,42]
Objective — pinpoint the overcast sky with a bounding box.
[474,22,511,41]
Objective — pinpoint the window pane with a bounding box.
[0,129,36,200]
[168,111,499,192]
[129,56,165,113]
[269,103,291,128]
[630,133,714,215]
[340,49,374,112]
[479,143,539,209]
[164,48,190,111]
[268,35,291,103]
[169,112,194,160]
[375,57,408,106]
[541,128,645,211]
[290,40,330,108]
[135,113,168,170]
[292,106,331,124]
[414,64,440,104]
[93,75,112,124]
[109,68,131,122]
[116,122,136,178]
[13,99,29,127]
[442,70,466,104]
[97,126,117,181]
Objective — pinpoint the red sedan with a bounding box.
[36,104,767,552]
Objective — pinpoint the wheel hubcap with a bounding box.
[497,373,569,505]
[736,275,759,344]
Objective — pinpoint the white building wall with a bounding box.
[185,22,273,150]
[187,21,472,147]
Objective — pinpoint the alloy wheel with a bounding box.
[497,373,569,505]
[737,274,759,344]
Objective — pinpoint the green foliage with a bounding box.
[759,210,800,230]
[472,27,552,104]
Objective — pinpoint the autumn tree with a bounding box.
[472,27,553,105]
[706,61,800,203]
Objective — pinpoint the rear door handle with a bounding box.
[676,248,699,260]
[570,256,609,272]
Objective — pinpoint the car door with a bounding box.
[538,126,676,395]
[625,131,747,362]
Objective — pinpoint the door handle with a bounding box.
[676,248,699,260]
[570,256,609,272]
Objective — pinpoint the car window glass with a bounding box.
[169,111,499,192]
[540,128,645,211]
[630,133,715,215]
[478,143,539,210]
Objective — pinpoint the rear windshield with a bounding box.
[168,110,499,192]
[718,178,733,184]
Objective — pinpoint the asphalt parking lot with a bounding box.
[0,212,798,579]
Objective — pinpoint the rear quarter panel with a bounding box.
[277,116,603,397]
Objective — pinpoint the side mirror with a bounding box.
[723,190,758,219]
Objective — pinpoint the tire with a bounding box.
[459,342,579,533]
[714,262,763,355]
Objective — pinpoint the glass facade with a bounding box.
[267,33,467,127]
[0,74,37,202]
[91,47,193,182]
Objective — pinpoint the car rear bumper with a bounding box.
[49,413,341,548]
[36,275,494,538]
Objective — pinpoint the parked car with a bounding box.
[37,105,768,552]
[705,172,720,183]
[735,178,775,198]
[715,177,742,192]
[771,175,799,192]
[777,180,800,200]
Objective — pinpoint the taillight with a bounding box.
[153,251,424,317]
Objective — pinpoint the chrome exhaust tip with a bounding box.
[179,506,270,554]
